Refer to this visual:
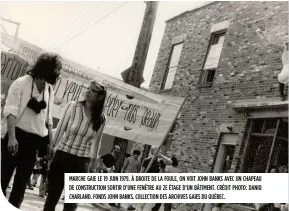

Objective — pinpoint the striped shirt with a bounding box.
[53,101,106,159]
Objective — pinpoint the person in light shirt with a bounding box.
[121,150,141,211]
[1,52,61,209]
[122,150,141,173]
[163,156,182,211]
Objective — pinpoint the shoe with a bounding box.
[109,203,117,207]
[28,186,34,190]
[127,205,136,210]
[39,194,45,198]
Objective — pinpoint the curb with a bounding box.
[92,203,127,211]
[92,203,112,211]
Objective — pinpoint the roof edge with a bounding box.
[165,1,217,23]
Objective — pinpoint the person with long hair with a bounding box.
[43,80,106,211]
[1,52,61,208]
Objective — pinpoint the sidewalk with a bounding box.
[6,187,102,211]
[92,203,165,211]
[6,186,165,211]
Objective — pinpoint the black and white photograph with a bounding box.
[0,1,288,211]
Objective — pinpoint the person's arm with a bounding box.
[4,79,23,154]
[98,154,109,172]
[121,158,129,173]
[52,102,73,148]
[90,117,106,160]
[157,152,173,166]
[140,159,149,173]
[47,85,54,128]
[137,161,141,173]
[47,86,55,146]
[89,117,106,172]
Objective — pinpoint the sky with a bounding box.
[1,1,210,88]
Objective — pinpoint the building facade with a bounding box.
[149,1,288,211]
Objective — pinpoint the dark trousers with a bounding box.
[279,82,285,95]
[43,150,90,211]
[1,128,45,208]
[152,203,172,211]
[152,203,162,211]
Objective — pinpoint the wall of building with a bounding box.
[149,1,288,211]
[150,0,287,173]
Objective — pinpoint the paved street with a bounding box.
[6,187,163,211]
[6,188,101,211]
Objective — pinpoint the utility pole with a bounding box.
[112,1,159,172]
[121,1,159,87]
[1,17,21,37]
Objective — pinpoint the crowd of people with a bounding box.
[1,51,287,211]
[0,52,181,211]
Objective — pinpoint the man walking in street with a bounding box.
[98,145,121,208]
[139,146,172,211]
[121,150,141,173]
[121,150,141,211]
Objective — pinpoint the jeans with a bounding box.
[1,127,47,208]
[43,150,90,211]
[152,203,172,211]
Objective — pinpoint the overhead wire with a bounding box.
[51,1,128,51]
[46,2,105,48]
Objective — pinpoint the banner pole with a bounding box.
[144,97,186,173]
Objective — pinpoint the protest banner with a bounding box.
[1,51,29,96]
[1,33,185,145]
[103,86,184,146]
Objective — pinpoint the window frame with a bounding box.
[240,118,288,173]
[198,30,226,88]
[161,42,184,90]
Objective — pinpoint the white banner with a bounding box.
[103,87,184,146]
[1,51,29,96]
[65,173,288,203]
[1,33,185,144]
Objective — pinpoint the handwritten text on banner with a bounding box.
[1,33,185,145]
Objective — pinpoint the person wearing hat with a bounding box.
[277,35,288,100]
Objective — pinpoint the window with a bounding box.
[163,42,183,89]
[199,31,226,86]
[200,69,216,84]
[211,32,226,45]
[220,145,235,173]
[242,118,288,173]
[214,133,238,173]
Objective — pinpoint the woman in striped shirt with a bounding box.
[43,80,106,211]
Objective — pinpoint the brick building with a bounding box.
[149,1,288,211]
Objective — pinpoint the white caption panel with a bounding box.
[65,173,288,203]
